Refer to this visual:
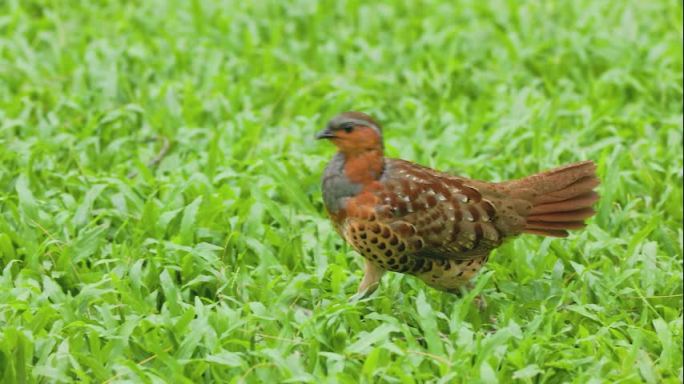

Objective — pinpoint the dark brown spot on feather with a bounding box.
[448,179,464,189]
[461,185,482,202]
[468,206,480,221]
[425,194,437,207]
[389,236,398,245]
[395,201,407,215]
[390,222,415,236]
[381,227,391,238]
[450,222,460,241]
[482,200,496,220]
[422,260,432,272]
[400,179,412,196]
[450,203,463,221]
[370,237,378,244]
[360,233,367,239]
[413,258,425,272]
[399,255,408,264]
[385,250,393,257]
[398,243,406,252]
[378,243,386,250]
[432,183,451,199]
[472,224,482,249]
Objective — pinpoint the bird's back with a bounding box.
[362,159,528,260]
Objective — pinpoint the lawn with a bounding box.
[0,0,682,382]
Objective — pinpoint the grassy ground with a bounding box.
[0,0,682,382]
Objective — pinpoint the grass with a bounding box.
[0,0,682,382]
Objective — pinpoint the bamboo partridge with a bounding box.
[317,112,600,298]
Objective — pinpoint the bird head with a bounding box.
[316,111,383,155]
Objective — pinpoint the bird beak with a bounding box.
[315,128,336,140]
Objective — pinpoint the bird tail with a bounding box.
[510,161,600,237]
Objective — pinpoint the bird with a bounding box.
[316,111,600,300]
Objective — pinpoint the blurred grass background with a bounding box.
[0,0,682,382]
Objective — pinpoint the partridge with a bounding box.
[316,112,600,298]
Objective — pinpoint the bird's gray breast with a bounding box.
[321,153,363,214]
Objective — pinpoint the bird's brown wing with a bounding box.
[369,159,511,261]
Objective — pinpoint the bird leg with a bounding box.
[350,259,385,301]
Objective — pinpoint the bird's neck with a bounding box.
[341,148,385,184]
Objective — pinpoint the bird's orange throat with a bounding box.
[342,149,384,185]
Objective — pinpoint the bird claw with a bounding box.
[349,291,365,302]
[350,282,380,302]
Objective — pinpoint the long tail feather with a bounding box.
[511,161,600,237]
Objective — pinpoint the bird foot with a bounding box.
[349,290,370,302]
[350,259,385,302]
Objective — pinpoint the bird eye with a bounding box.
[342,124,354,133]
